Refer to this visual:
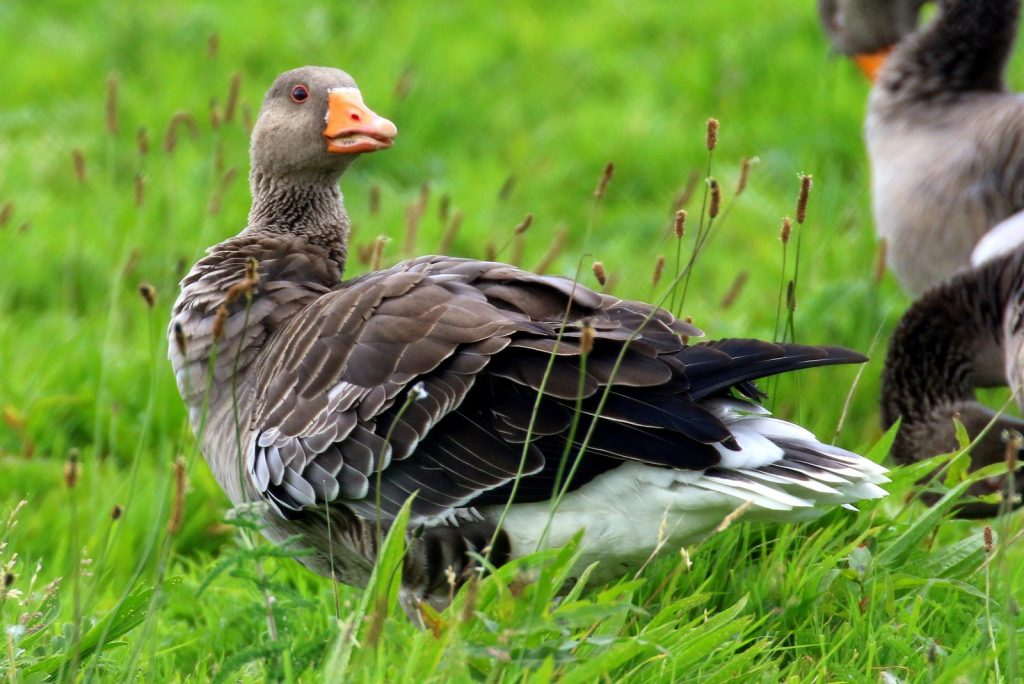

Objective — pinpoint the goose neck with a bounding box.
[247,169,350,272]
[880,0,1020,102]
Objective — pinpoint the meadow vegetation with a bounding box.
[1,1,1023,680]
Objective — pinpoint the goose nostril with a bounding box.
[349,111,362,122]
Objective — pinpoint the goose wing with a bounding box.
[247,255,864,525]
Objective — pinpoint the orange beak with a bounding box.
[852,46,893,82]
[323,88,397,154]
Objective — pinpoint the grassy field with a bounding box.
[2,0,1023,681]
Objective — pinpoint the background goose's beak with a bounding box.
[853,46,893,82]
[323,89,397,154]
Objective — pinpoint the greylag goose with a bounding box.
[170,66,888,611]
[882,224,1024,517]
[819,0,1024,296]
[818,0,927,79]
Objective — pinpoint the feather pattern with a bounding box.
[169,66,888,613]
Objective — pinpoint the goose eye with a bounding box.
[290,85,309,103]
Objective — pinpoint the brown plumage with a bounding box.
[882,243,1024,517]
[170,66,887,615]
[820,0,1024,296]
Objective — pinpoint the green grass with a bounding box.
[2,0,1023,681]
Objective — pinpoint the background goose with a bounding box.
[819,0,1024,296]
[818,0,927,79]
[170,66,888,612]
[882,226,1024,517]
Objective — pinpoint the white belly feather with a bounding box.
[481,400,888,582]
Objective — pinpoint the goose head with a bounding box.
[249,66,397,180]
[818,0,928,80]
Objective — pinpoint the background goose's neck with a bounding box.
[878,0,1020,104]
[882,251,1024,469]
[883,255,1020,426]
[248,169,350,274]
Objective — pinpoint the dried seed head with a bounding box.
[64,448,80,488]
[511,233,527,267]
[242,104,253,132]
[356,242,373,265]
[224,72,241,124]
[212,303,229,341]
[410,382,428,402]
[681,315,695,345]
[165,112,199,153]
[714,499,753,533]
[679,546,692,571]
[705,118,719,151]
[592,261,607,286]
[638,519,661,562]
[498,175,516,201]
[165,121,179,153]
[245,256,259,283]
[444,565,457,596]
[394,67,415,101]
[207,33,219,59]
[138,283,157,308]
[105,74,119,135]
[514,213,533,235]
[2,406,25,431]
[674,210,687,239]
[136,127,149,156]
[984,525,994,553]
[438,193,451,222]
[209,166,237,216]
[780,217,792,244]
[404,198,423,255]
[439,210,463,254]
[736,157,753,196]
[534,225,568,273]
[72,149,87,183]
[874,239,888,284]
[371,235,389,271]
[120,249,142,281]
[173,321,188,356]
[223,264,259,304]
[111,504,124,520]
[594,162,614,200]
[580,320,595,356]
[796,174,812,224]
[209,98,221,129]
[1004,429,1022,473]
[708,178,721,219]
[369,185,381,215]
[0,202,14,227]
[720,270,749,310]
[134,173,145,208]
[167,457,187,536]
[652,254,666,288]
